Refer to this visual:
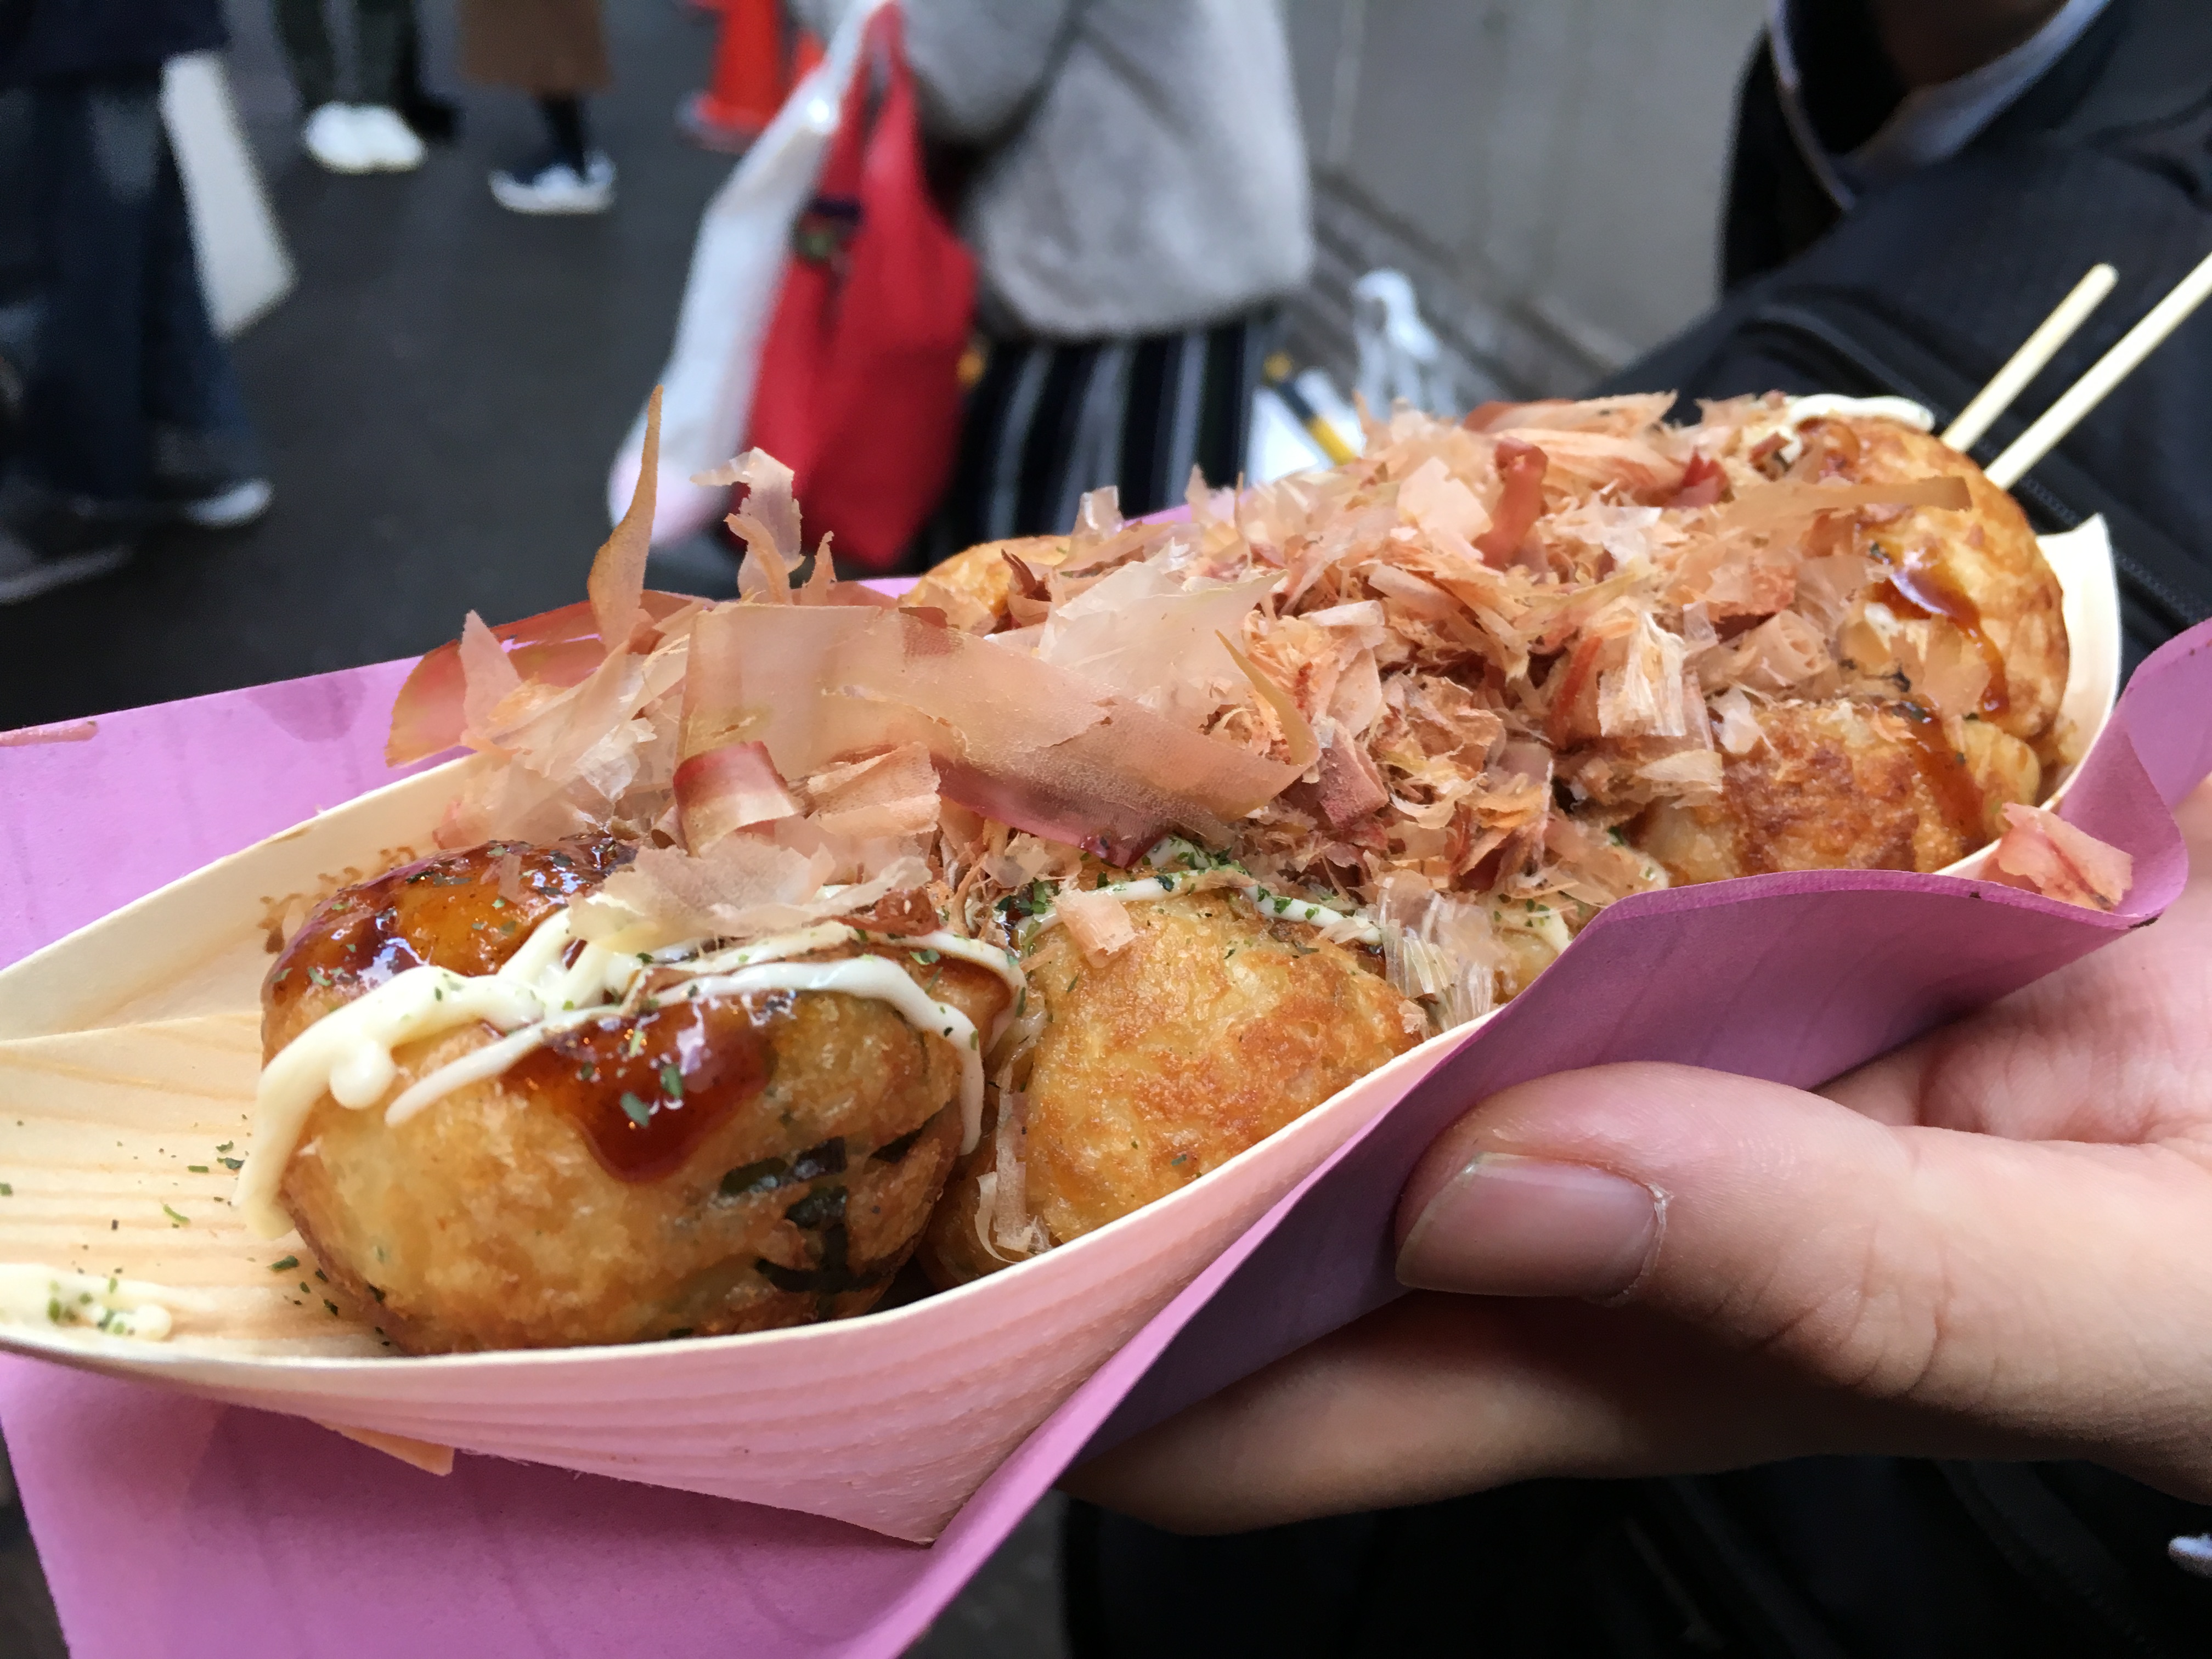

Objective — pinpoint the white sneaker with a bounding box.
[351,104,427,173]
[490,152,616,216]
[0,523,131,605]
[177,478,274,530]
[302,103,376,174]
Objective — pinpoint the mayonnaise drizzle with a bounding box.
[238,909,1023,1237]
[679,958,988,1151]
[683,924,1027,1011]
[239,966,546,1235]
[382,1011,601,1127]
[0,1265,173,1341]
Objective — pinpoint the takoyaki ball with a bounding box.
[1805,416,2067,743]
[915,1091,1022,1290]
[901,535,1067,633]
[265,836,634,1052]
[1634,698,2040,884]
[281,986,979,1352]
[921,891,1425,1286]
[269,843,1011,1352]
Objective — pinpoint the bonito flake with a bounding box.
[387,391,2123,1038]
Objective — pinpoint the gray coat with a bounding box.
[797,0,1313,341]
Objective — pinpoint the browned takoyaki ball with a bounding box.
[921,890,1424,1286]
[1632,415,2064,885]
[900,534,1068,632]
[1635,699,2040,883]
[265,840,1007,1352]
[264,836,634,1053]
[1805,415,2068,744]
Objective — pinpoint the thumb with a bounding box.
[1395,1062,2212,1454]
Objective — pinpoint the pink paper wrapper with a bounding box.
[3,620,2208,1659]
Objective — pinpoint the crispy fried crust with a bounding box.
[915,1093,1017,1289]
[1636,418,2061,885]
[1635,699,2040,882]
[268,841,1008,1352]
[284,994,966,1352]
[920,891,1424,1285]
[901,536,1069,633]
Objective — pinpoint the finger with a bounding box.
[1082,785,2212,1532]
[1082,1065,2212,1532]
[1394,1063,2212,1481]
[1825,775,2212,1141]
[1066,1292,1940,1534]
[1076,1046,2212,1531]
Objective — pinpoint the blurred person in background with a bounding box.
[0,0,272,605]
[461,0,617,215]
[1724,0,2125,291]
[792,0,1311,551]
[1651,0,2212,664]
[1063,3,2212,1656]
[272,0,458,176]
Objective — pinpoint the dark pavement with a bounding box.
[1,5,1071,1654]
[0,0,731,730]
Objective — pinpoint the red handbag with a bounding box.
[744,3,976,571]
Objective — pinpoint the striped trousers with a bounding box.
[930,309,1274,556]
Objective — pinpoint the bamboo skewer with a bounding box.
[1987,247,2212,489]
[1942,263,2117,453]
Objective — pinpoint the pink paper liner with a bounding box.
[3,620,2207,1659]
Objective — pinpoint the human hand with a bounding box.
[1070,779,2212,1533]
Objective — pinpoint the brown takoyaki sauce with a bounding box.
[267,836,1005,1206]
[1876,556,2012,719]
[507,992,782,1183]
[267,836,633,1014]
[1889,702,1991,844]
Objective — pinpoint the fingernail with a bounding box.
[1397,1153,1661,1299]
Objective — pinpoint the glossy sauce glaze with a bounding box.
[1876,557,2012,719]
[266,838,633,1029]
[507,991,783,1183]
[256,836,1018,1220]
[1888,701,1991,845]
[1804,413,2013,722]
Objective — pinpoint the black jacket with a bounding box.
[1069,5,2212,1655]
[0,0,227,87]
[1629,0,2212,668]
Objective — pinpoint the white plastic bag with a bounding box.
[609,0,891,543]
[161,53,295,337]
[1352,269,1456,419]
[1247,368,1362,483]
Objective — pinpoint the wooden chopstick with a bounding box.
[1987,247,2212,489]
[1942,264,2117,453]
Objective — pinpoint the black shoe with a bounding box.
[400,93,461,145]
